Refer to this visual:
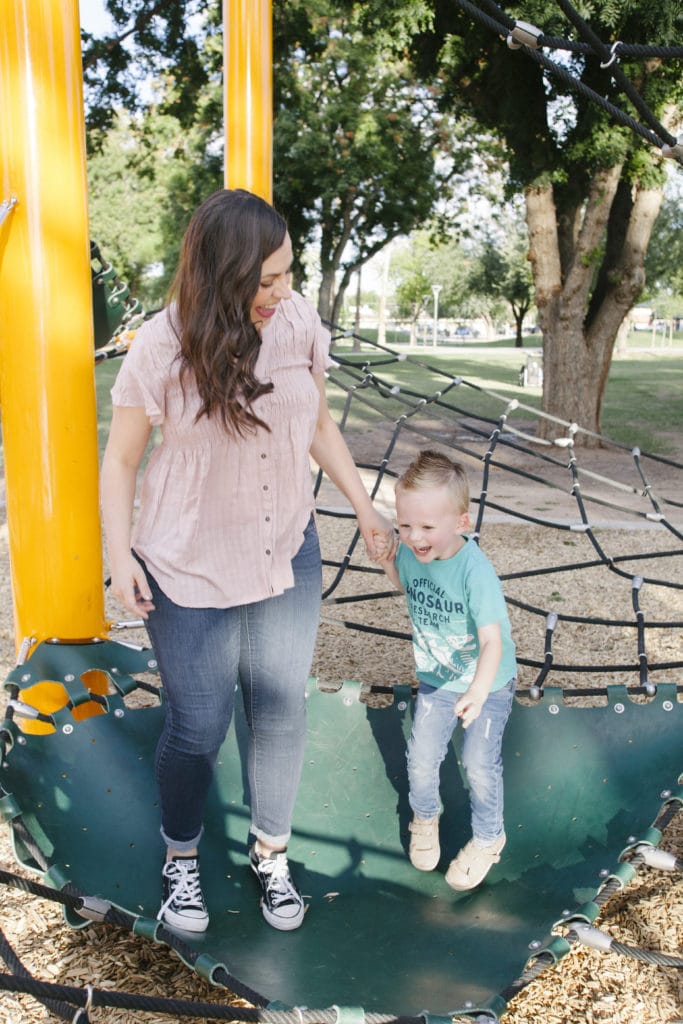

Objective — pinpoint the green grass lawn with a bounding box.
[93,342,683,458]
[601,356,683,451]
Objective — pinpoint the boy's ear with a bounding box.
[459,511,471,532]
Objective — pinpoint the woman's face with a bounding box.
[250,233,293,331]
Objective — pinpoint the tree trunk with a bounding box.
[352,270,361,352]
[512,308,524,347]
[510,297,530,347]
[318,266,335,323]
[525,168,662,446]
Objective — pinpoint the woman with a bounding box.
[101,188,393,933]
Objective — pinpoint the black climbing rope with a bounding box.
[451,0,683,161]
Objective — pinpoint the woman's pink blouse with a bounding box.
[110,290,332,608]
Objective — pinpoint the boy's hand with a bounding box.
[371,528,397,563]
[455,624,502,727]
[358,509,394,561]
[454,687,486,729]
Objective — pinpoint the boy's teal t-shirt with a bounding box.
[395,537,517,693]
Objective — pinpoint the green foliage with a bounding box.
[88,112,170,307]
[390,231,470,322]
[82,0,214,139]
[86,5,225,298]
[389,238,432,321]
[644,175,683,297]
[468,224,534,341]
[405,0,683,191]
[272,2,466,317]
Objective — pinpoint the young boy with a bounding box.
[376,449,517,890]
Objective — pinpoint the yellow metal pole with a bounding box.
[224,0,273,202]
[0,0,106,652]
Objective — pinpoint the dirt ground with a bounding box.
[0,431,681,1024]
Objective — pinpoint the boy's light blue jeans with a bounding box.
[139,516,322,854]
[407,679,515,846]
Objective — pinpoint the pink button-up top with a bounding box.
[110,290,332,608]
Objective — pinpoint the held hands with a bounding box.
[110,554,155,619]
[370,526,398,563]
[359,509,397,562]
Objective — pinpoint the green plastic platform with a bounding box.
[2,640,682,1016]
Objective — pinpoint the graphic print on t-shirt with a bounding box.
[405,574,477,685]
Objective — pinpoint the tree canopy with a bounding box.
[83,0,467,320]
[273,4,463,321]
[360,0,682,438]
[83,0,683,440]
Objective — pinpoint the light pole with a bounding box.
[431,285,442,347]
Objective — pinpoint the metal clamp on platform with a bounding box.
[507,20,543,50]
[662,138,683,164]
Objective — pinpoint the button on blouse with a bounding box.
[110,290,332,608]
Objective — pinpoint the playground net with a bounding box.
[311,326,683,700]
[0,323,680,1024]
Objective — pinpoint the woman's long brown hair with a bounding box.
[168,189,287,436]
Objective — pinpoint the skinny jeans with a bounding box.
[139,516,322,853]
[407,679,515,846]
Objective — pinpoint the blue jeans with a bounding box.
[140,516,322,853]
[407,679,515,846]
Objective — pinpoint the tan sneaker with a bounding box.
[408,815,440,871]
[445,834,506,891]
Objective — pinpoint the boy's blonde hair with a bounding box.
[395,449,470,512]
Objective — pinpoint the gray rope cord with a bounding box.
[0,971,423,1024]
[610,941,683,968]
[567,924,683,966]
[501,800,683,1002]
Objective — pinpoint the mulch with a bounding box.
[0,436,681,1023]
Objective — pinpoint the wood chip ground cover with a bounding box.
[0,440,681,1023]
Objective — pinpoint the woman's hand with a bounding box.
[358,508,396,562]
[101,404,154,617]
[110,554,155,619]
[308,376,397,564]
[370,526,397,562]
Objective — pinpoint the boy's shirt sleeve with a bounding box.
[395,543,407,581]
[463,552,509,629]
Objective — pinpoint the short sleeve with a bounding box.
[465,552,508,628]
[395,544,410,587]
[310,310,333,376]
[110,312,175,426]
[276,290,332,375]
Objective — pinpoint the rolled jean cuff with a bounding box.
[161,824,204,853]
[251,824,291,848]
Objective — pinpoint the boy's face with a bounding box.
[396,484,469,563]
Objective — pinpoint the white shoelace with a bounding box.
[260,854,299,907]
[158,859,204,919]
